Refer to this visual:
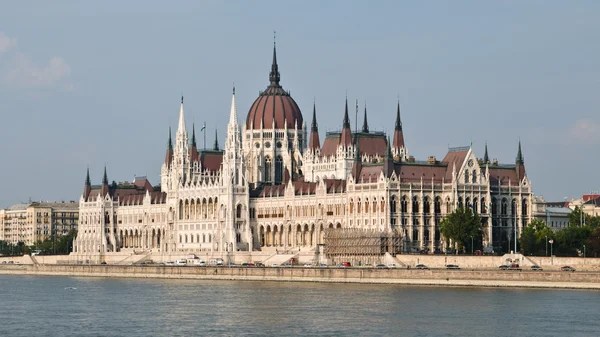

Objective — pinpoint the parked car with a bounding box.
[445,264,460,270]
[340,261,352,268]
[530,265,543,271]
[474,250,483,255]
[271,263,279,267]
[387,263,397,268]
[282,263,292,268]
[508,263,522,271]
[375,263,387,269]
[433,249,442,255]
[175,259,187,266]
[561,266,576,272]
[415,264,429,270]
[499,265,509,270]
[255,262,265,267]
[303,263,313,267]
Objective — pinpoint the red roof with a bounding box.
[246,87,303,130]
[200,151,223,173]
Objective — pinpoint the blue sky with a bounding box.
[0,1,599,207]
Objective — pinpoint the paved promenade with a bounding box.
[1,264,599,290]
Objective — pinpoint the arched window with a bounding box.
[265,156,272,183]
[472,170,477,183]
[390,196,397,213]
[423,197,430,214]
[357,199,361,214]
[434,197,441,214]
[473,198,478,214]
[511,199,517,216]
[236,204,242,218]
[446,198,451,213]
[481,198,487,214]
[522,199,528,216]
[349,199,354,214]
[275,156,283,183]
[401,196,408,213]
[465,170,469,183]
[412,196,419,214]
[501,198,508,215]
[458,197,463,209]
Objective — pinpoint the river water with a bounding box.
[0,275,598,337]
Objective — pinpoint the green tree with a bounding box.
[555,225,592,256]
[440,207,482,252]
[520,219,554,255]
[586,227,600,257]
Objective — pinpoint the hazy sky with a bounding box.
[0,1,599,207]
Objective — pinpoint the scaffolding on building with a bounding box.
[323,228,403,266]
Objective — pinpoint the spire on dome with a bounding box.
[213,129,219,151]
[309,101,321,150]
[362,101,369,133]
[269,32,281,87]
[516,140,524,165]
[483,142,489,164]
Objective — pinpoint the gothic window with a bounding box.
[349,199,354,214]
[275,156,283,183]
[511,199,517,216]
[446,198,451,213]
[473,199,478,214]
[472,170,477,183]
[458,197,463,209]
[357,199,361,214]
[412,196,419,214]
[390,196,397,213]
[236,204,242,218]
[465,170,469,183]
[434,197,441,214]
[423,197,431,214]
[401,196,408,213]
[522,199,528,216]
[501,198,507,215]
[265,156,272,183]
[481,198,487,214]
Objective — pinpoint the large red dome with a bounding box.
[245,45,303,130]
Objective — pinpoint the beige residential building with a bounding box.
[0,202,78,246]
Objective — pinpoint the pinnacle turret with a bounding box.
[362,102,369,133]
[85,167,91,186]
[483,142,489,164]
[269,38,280,87]
[516,140,524,165]
[191,123,196,148]
[213,129,219,151]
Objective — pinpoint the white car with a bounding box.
[164,261,175,266]
[303,263,313,267]
[271,263,279,267]
[387,263,397,268]
[175,260,187,266]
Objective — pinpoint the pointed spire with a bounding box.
[85,167,91,186]
[168,127,173,150]
[362,101,369,133]
[395,100,402,131]
[483,142,489,164]
[102,165,108,185]
[392,100,405,151]
[340,96,353,146]
[386,136,393,159]
[191,123,197,147]
[228,85,238,128]
[213,129,219,151]
[269,32,281,87]
[309,100,321,150]
[311,100,318,132]
[343,97,350,129]
[516,140,524,165]
[176,96,187,137]
[83,167,92,200]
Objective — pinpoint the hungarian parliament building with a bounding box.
[73,44,534,257]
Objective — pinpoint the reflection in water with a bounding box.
[0,275,599,337]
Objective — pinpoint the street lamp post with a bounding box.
[545,235,548,256]
[549,239,554,257]
[583,244,586,259]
